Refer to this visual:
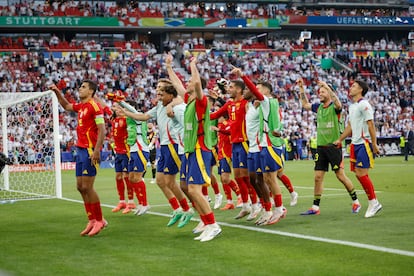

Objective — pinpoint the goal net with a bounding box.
[0,91,62,202]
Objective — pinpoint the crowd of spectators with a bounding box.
[0,1,412,19]
[0,36,413,163]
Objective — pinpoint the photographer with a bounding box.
[0,152,13,173]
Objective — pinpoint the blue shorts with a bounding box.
[186,149,212,185]
[128,151,149,173]
[232,142,249,169]
[248,152,262,174]
[218,157,232,175]
[75,147,97,177]
[260,146,284,173]
[115,153,129,173]
[157,144,180,175]
[180,154,186,181]
[350,142,374,171]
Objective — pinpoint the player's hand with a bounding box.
[296,78,304,88]
[317,80,329,90]
[211,126,219,132]
[190,56,197,66]
[166,105,174,118]
[113,105,126,117]
[372,144,380,156]
[272,130,282,137]
[332,140,341,147]
[230,65,243,77]
[48,84,60,94]
[91,150,100,166]
[165,52,173,66]
[208,88,219,99]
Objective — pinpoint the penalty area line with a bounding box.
[61,197,414,258]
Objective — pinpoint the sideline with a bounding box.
[62,197,414,258]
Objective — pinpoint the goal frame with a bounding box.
[0,91,62,199]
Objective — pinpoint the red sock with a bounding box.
[91,202,102,221]
[279,175,294,193]
[243,176,258,204]
[264,201,272,211]
[84,202,94,220]
[136,180,147,206]
[168,197,180,210]
[357,175,376,200]
[200,214,208,225]
[228,180,240,195]
[179,198,190,212]
[126,177,134,200]
[222,183,232,200]
[235,177,249,203]
[202,186,208,196]
[116,178,125,200]
[273,194,283,208]
[204,212,216,225]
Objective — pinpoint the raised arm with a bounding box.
[318,80,342,110]
[165,53,187,97]
[49,84,73,111]
[94,95,112,116]
[114,105,152,121]
[231,66,264,101]
[297,78,312,111]
[190,57,203,100]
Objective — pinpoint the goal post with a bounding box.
[0,91,62,202]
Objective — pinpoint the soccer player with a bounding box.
[334,79,382,218]
[233,67,288,225]
[297,78,361,215]
[116,79,193,226]
[96,94,134,214]
[202,95,223,210]
[210,75,259,220]
[243,86,271,224]
[122,100,151,216]
[213,114,242,211]
[50,80,107,237]
[168,56,221,242]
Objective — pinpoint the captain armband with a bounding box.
[95,116,104,124]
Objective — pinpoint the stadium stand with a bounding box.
[0,0,412,162]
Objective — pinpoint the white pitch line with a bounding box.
[61,197,414,258]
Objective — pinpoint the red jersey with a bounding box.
[211,98,248,144]
[111,117,129,154]
[72,99,104,149]
[217,120,232,160]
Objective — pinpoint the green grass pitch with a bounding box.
[0,156,413,275]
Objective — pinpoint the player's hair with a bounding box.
[355,79,369,96]
[231,80,246,92]
[83,80,98,96]
[257,80,273,93]
[158,78,173,85]
[161,84,177,97]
